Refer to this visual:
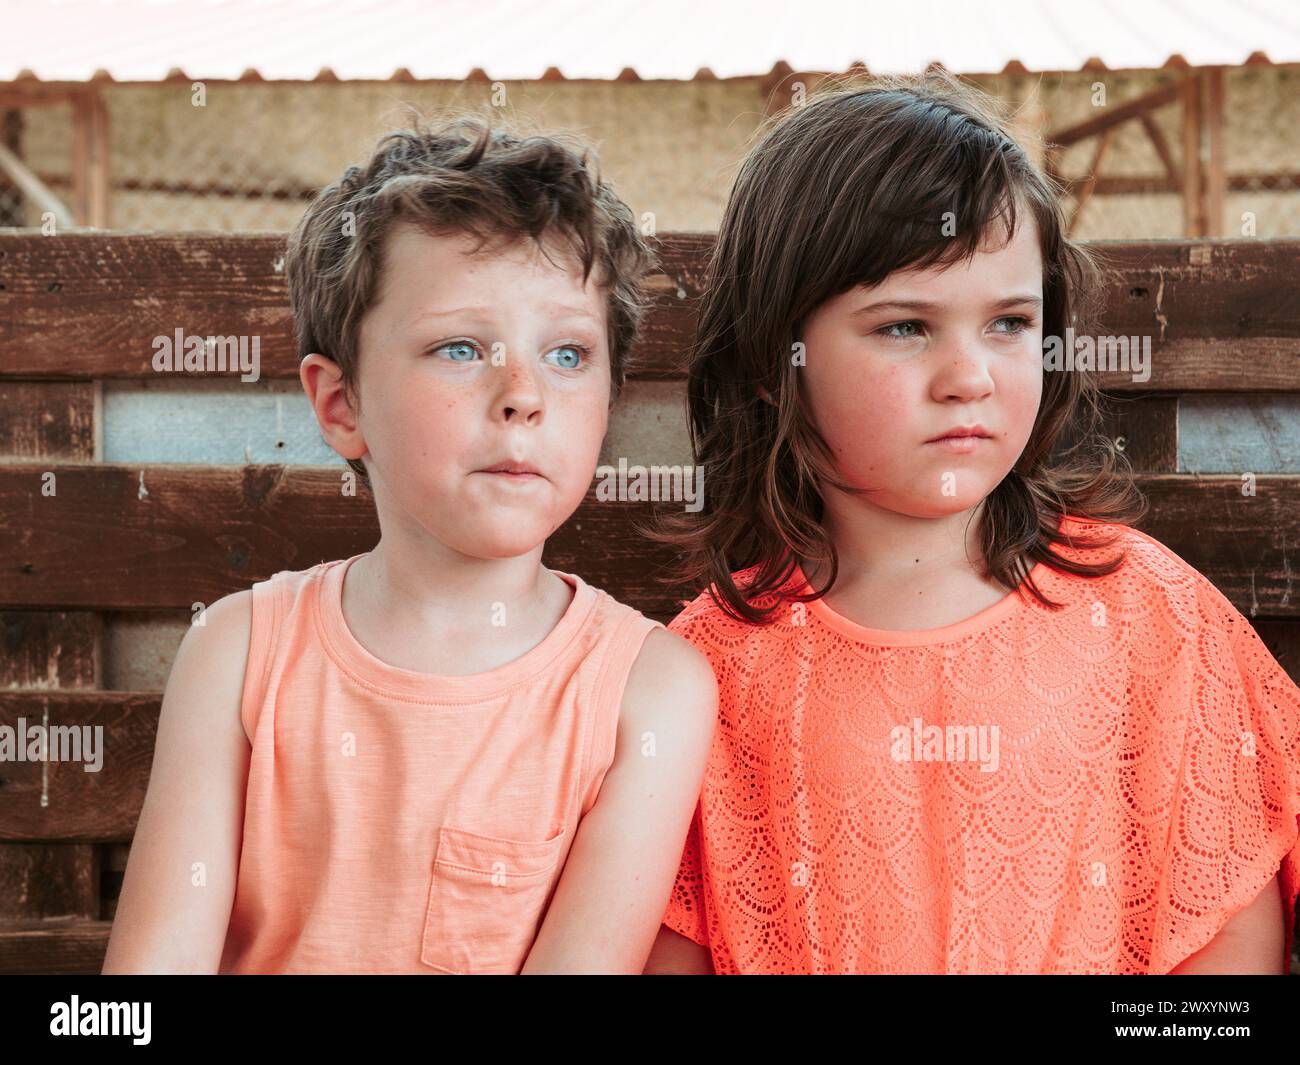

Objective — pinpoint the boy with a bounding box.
[103,114,717,974]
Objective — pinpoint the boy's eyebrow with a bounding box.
[850,294,1043,317]
[419,302,599,321]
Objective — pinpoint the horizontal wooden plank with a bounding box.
[1254,620,1300,684]
[0,843,98,919]
[1066,394,1178,473]
[0,464,690,614]
[2,465,1299,616]
[1084,241,1300,392]
[0,231,703,381]
[0,381,97,461]
[0,611,100,688]
[2,233,1297,390]
[1177,394,1300,473]
[8,621,1300,843]
[1137,474,1300,618]
[1109,395,1179,473]
[0,918,110,974]
[100,842,129,922]
[0,692,155,841]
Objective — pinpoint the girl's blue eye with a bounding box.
[878,321,922,340]
[437,341,479,362]
[547,344,588,370]
[876,317,1034,342]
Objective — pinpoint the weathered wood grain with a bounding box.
[3,233,1297,391]
[0,919,111,975]
[1,465,1297,616]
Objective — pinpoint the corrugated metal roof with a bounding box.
[5,0,1300,83]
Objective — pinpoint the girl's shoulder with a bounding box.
[665,519,1255,657]
[668,562,793,626]
[664,563,804,674]
[1048,514,1225,616]
[1044,517,1287,683]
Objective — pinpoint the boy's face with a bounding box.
[328,222,612,560]
[798,215,1045,520]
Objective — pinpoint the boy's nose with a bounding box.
[493,348,545,421]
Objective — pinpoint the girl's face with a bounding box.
[798,217,1044,519]
[345,223,612,559]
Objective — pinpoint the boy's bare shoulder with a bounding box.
[632,626,717,687]
[164,588,255,738]
[619,626,719,738]
[169,587,254,686]
[184,589,254,654]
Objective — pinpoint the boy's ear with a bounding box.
[300,353,368,463]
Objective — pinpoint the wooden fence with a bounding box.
[1,232,1298,973]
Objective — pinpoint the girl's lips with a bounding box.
[926,436,987,454]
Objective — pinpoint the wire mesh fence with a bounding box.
[1,66,1298,237]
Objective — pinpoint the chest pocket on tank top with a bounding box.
[420,823,568,974]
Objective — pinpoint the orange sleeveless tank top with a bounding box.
[219,553,663,974]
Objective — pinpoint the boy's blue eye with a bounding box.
[547,344,588,369]
[437,341,479,362]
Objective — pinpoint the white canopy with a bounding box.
[5,0,1299,83]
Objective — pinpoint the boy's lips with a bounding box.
[479,459,543,476]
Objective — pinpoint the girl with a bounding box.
[642,73,1300,975]
[102,115,717,975]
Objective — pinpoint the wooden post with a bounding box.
[1008,77,1050,172]
[1181,72,1204,237]
[0,379,103,971]
[1205,66,1226,237]
[0,109,21,225]
[71,85,110,228]
[0,141,75,228]
[1068,125,1117,236]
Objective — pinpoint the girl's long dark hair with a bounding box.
[640,70,1146,624]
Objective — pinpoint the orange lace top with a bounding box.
[661,516,1300,974]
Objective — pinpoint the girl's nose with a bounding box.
[930,344,995,402]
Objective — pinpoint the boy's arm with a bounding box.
[643,924,714,974]
[520,627,718,974]
[1166,872,1286,975]
[101,590,253,974]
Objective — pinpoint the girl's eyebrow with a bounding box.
[850,294,1043,317]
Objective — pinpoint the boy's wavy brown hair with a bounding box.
[644,70,1146,624]
[285,110,657,489]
